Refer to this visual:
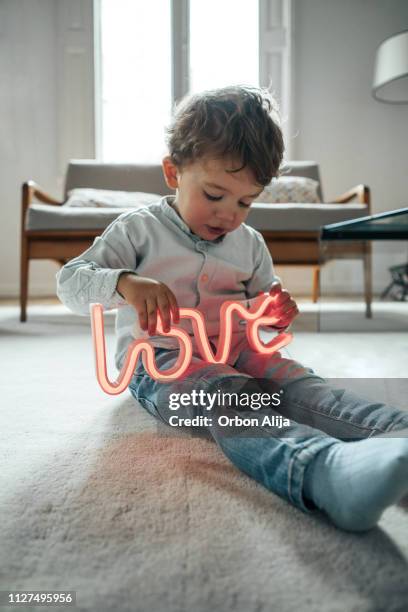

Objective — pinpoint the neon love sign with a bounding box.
[90,292,293,395]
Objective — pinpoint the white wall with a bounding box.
[0,0,59,296]
[0,0,407,298]
[0,0,94,298]
[279,0,408,295]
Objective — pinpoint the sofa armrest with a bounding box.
[331,184,370,209]
[23,180,62,206]
[21,180,63,228]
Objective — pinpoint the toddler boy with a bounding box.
[57,85,408,532]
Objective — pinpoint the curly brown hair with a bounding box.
[164,84,285,187]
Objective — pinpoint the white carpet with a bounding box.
[1,304,408,612]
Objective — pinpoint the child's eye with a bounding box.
[203,190,251,208]
[203,190,222,202]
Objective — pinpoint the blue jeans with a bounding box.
[128,346,408,515]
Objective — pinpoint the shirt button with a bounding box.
[201,274,209,282]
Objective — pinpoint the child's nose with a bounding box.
[216,206,235,223]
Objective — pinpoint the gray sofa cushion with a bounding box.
[26,203,135,231]
[26,200,368,232]
[246,202,368,231]
[64,161,171,199]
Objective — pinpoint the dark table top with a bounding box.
[320,207,408,240]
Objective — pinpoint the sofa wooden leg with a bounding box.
[312,267,320,303]
[20,238,29,322]
[364,244,372,318]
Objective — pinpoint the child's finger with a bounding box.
[275,298,298,313]
[282,304,299,318]
[157,294,171,332]
[167,290,180,324]
[273,290,291,306]
[269,282,282,296]
[137,301,148,331]
[146,297,158,335]
[275,305,299,326]
[275,302,298,315]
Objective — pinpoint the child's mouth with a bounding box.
[206,225,226,236]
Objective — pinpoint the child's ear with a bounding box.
[162,156,180,190]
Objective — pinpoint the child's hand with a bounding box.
[117,273,180,335]
[263,282,299,330]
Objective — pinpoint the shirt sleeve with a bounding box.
[244,230,281,300]
[56,211,140,316]
[243,230,283,330]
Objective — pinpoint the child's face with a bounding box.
[162,155,264,241]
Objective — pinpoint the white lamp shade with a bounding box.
[373,29,408,103]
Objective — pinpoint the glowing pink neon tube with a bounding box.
[90,292,292,394]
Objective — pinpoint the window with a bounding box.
[189,0,259,91]
[98,0,172,163]
[96,0,291,162]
